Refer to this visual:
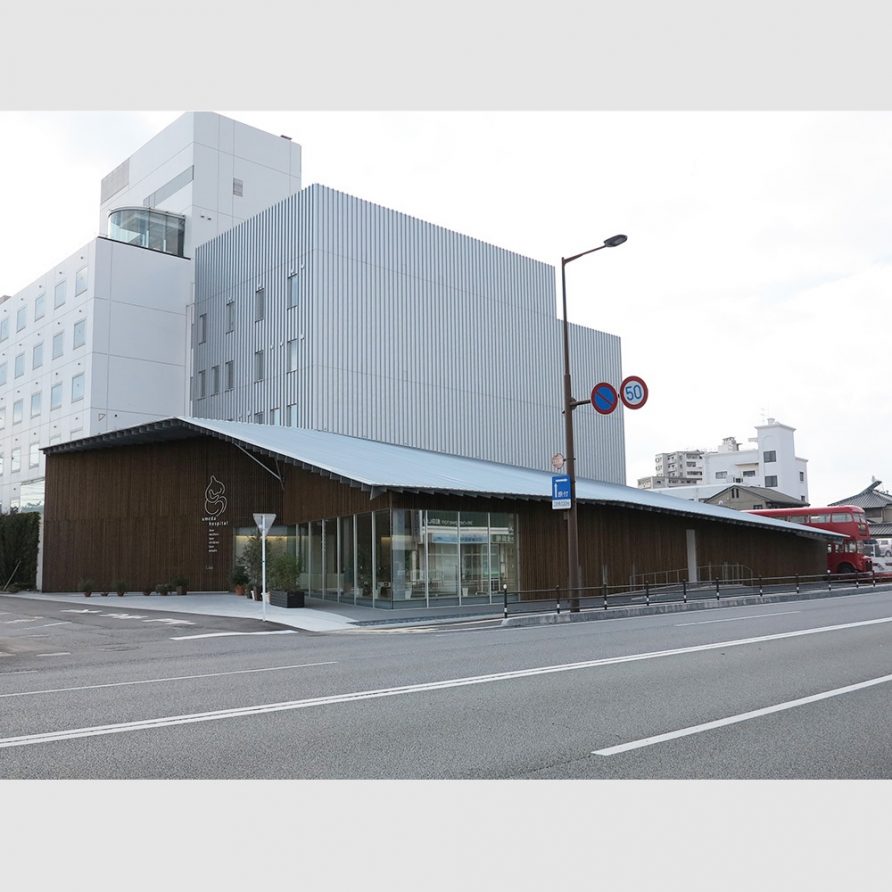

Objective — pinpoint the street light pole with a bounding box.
[561,234,627,612]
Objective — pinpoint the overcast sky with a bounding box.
[1,109,889,505]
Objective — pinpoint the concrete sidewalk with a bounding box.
[3,589,503,632]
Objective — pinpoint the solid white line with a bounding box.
[0,661,338,699]
[676,611,800,626]
[592,673,892,756]
[170,630,297,640]
[36,653,71,657]
[2,614,891,750]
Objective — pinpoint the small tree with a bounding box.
[240,533,263,590]
[269,552,303,592]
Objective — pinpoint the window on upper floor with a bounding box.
[225,302,235,333]
[763,450,776,463]
[10,447,20,473]
[51,382,62,410]
[12,399,22,424]
[287,338,299,372]
[255,288,265,322]
[30,392,40,418]
[270,407,281,426]
[715,471,727,479]
[54,279,66,308]
[225,360,234,391]
[32,342,43,370]
[765,475,778,487]
[14,354,24,378]
[0,318,8,342]
[743,470,756,477]
[199,313,207,344]
[253,411,264,424]
[197,370,206,399]
[211,365,220,395]
[16,306,26,332]
[71,372,85,402]
[34,293,45,321]
[286,403,298,427]
[52,332,64,360]
[799,471,805,482]
[288,273,299,309]
[0,362,6,386]
[75,267,88,296]
[73,319,86,349]
[29,442,39,467]
[254,350,264,382]
[0,407,5,429]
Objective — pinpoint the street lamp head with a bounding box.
[603,234,627,248]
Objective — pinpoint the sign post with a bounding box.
[253,512,276,622]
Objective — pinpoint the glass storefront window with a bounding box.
[309,520,323,593]
[340,516,355,599]
[459,511,491,597]
[375,509,392,600]
[392,509,423,600]
[426,510,460,601]
[324,518,339,595]
[356,513,373,600]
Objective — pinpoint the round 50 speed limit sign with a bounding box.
[620,375,648,410]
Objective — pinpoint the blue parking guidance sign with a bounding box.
[552,475,571,510]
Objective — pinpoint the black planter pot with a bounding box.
[269,589,306,609]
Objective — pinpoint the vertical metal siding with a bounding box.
[193,185,625,483]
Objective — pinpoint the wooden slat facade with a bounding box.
[42,434,827,594]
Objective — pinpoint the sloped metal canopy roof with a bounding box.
[44,417,841,540]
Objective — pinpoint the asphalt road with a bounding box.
[1,589,891,778]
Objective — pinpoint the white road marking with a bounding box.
[31,622,72,629]
[60,609,103,615]
[2,614,891,750]
[676,611,800,626]
[592,672,892,756]
[0,662,338,699]
[2,618,44,624]
[104,613,146,620]
[36,653,71,657]
[142,618,194,626]
[171,630,297,640]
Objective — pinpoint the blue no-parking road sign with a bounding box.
[552,475,571,510]
[591,382,619,415]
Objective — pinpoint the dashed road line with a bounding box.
[0,661,338,699]
[592,672,892,756]
[171,630,296,640]
[36,653,71,657]
[676,611,800,627]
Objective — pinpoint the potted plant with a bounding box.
[142,584,153,596]
[172,575,189,596]
[113,580,127,597]
[231,563,249,596]
[268,552,305,608]
[156,582,172,596]
[78,577,95,598]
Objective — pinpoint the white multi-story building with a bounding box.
[640,419,808,503]
[1,112,626,514]
[1,113,302,513]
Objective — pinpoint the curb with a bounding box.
[500,583,890,628]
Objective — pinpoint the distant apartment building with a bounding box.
[639,419,808,504]
[638,449,704,489]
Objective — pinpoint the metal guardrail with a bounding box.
[501,571,884,619]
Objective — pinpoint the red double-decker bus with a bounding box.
[746,505,873,574]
